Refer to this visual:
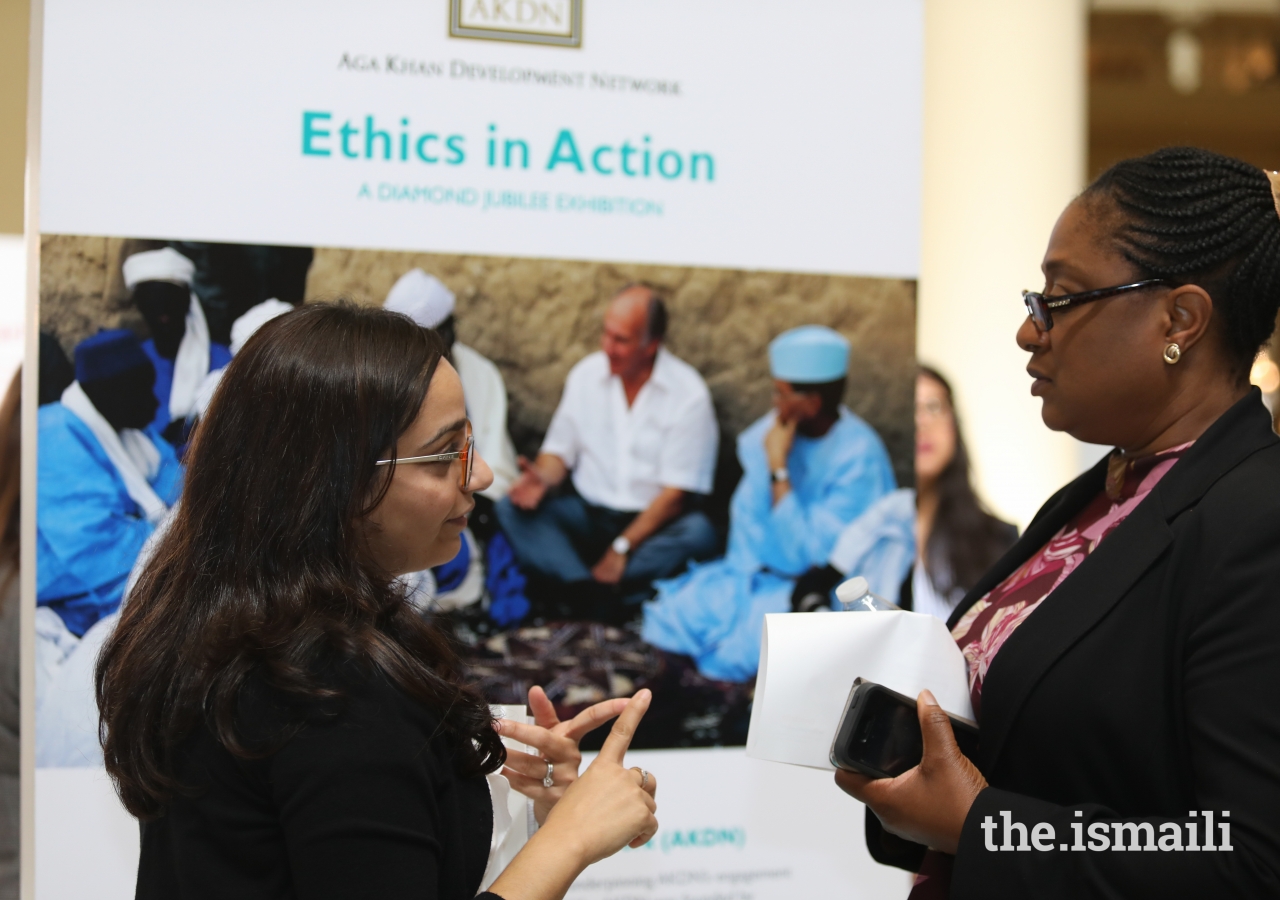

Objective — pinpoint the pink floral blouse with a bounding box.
[951,441,1193,719]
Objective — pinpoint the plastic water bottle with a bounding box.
[834,576,901,612]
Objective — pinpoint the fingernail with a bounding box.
[920,690,937,706]
[637,689,651,700]
[494,719,508,732]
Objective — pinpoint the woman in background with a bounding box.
[0,370,19,900]
[97,304,658,900]
[907,366,1018,619]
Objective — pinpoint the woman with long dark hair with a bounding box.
[97,303,658,900]
[908,366,1017,619]
[840,147,1280,897]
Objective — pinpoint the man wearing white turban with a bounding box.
[384,268,520,498]
[123,248,231,447]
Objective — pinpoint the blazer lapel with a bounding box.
[976,390,1278,773]
[977,500,1172,772]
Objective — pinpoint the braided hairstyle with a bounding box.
[1084,146,1280,377]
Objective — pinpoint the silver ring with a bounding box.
[641,769,650,789]
[542,760,554,789]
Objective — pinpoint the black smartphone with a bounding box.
[829,678,980,778]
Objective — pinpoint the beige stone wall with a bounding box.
[40,235,163,352]
[40,235,916,484]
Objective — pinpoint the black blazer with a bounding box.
[867,390,1280,898]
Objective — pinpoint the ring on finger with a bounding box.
[542,760,555,789]
[641,769,650,789]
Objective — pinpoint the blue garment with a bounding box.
[141,338,232,434]
[431,530,472,594]
[485,532,531,627]
[642,407,895,682]
[826,487,916,605]
[37,404,183,636]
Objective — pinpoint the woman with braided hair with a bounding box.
[838,146,1280,898]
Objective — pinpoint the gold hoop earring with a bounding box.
[1163,343,1182,365]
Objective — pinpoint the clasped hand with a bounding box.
[497,685,655,826]
[488,689,658,900]
[835,690,988,855]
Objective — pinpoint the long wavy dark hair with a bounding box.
[919,365,1015,596]
[96,302,505,820]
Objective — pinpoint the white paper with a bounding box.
[746,612,973,770]
[480,704,533,890]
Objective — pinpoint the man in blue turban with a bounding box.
[642,325,896,681]
[37,330,183,636]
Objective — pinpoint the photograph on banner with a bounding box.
[34,233,915,763]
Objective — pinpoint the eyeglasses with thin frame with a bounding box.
[915,398,951,422]
[375,421,475,490]
[1022,279,1174,332]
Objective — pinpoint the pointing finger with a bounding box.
[497,719,574,760]
[560,697,628,741]
[527,686,561,731]
[596,689,651,766]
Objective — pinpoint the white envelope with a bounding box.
[746,611,974,770]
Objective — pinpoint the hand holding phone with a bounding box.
[830,679,979,778]
[831,682,988,855]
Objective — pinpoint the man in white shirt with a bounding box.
[496,284,719,604]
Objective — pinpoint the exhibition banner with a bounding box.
[32,2,922,898]
[38,0,921,277]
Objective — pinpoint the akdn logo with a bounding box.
[450,0,583,47]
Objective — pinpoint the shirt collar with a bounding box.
[603,346,671,391]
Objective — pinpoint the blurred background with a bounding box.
[1087,0,1280,412]
[3,0,1280,524]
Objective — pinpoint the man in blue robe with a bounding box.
[642,326,896,682]
[123,248,231,447]
[37,330,183,636]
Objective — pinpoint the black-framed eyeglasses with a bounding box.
[1022,279,1174,332]
[375,421,475,489]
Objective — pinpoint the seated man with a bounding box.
[384,268,518,500]
[123,248,231,446]
[496,284,719,611]
[37,330,183,636]
[642,325,896,682]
